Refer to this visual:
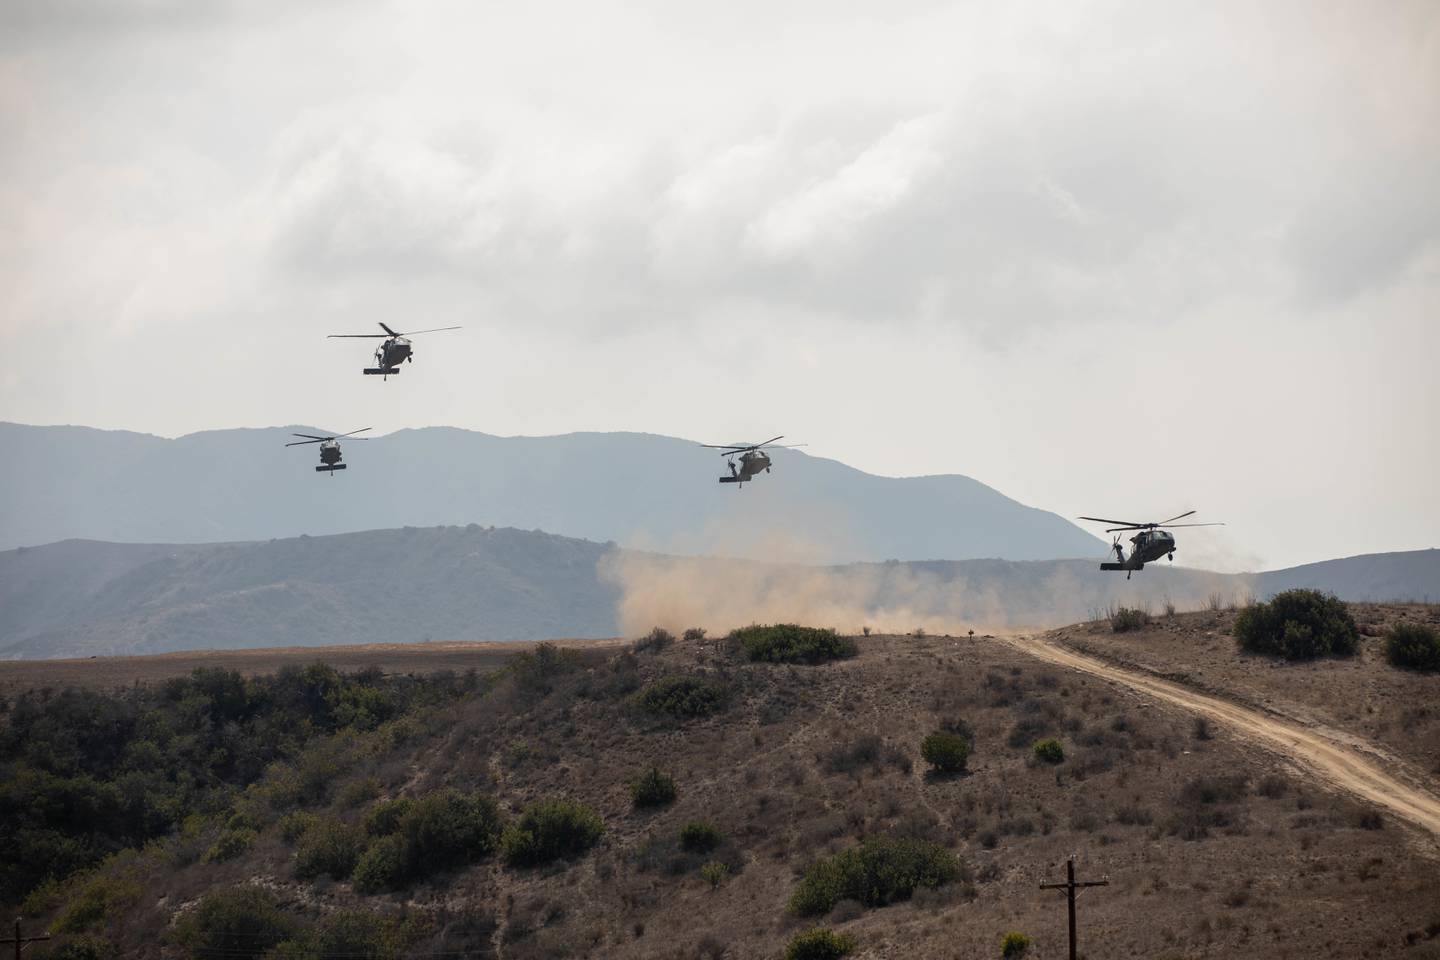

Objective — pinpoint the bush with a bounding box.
[1001,931,1032,957]
[172,887,297,960]
[398,789,504,871]
[921,730,969,774]
[631,768,678,809]
[1386,622,1440,672]
[1032,739,1064,764]
[203,828,256,864]
[294,819,364,881]
[50,936,117,960]
[680,821,723,854]
[501,799,604,867]
[634,627,675,654]
[363,797,413,837]
[785,928,857,960]
[700,860,730,889]
[1110,607,1150,633]
[352,835,408,893]
[52,871,143,935]
[789,835,962,916]
[734,624,858,664]
[268,910,410,960]
[683,627,708,642]
[278,811,318,845]
[632,676,728,719]
[1234,589,1358,660]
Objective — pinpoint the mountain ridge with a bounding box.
[2,526,1434,659]
[0,420,1102,561]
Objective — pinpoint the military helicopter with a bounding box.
[700,436,804,486]
[286,428,371,474]
[327,323,461,379]
[1078,510,1224,579]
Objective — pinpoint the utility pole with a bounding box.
[1039,858,1108,960]
[2,919,50,960]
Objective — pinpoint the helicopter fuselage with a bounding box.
[1100,529,1175,573]
[316,440,346,472]
[365,337,412,376]
[720,450,771,484]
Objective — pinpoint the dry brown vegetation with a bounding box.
[9,620,1440,959]
[1051,603,1440,779]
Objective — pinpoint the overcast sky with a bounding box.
[1,0,1436,571]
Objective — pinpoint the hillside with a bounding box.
[3,528,1437,659]
[4,623,1437,959]
[0,527,620,658]
[0,422,1102,561]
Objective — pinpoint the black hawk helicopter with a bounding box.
[327,323,461,379]
[286,428,371,474]
[1078,510,1224,579]
[700,436,804,487]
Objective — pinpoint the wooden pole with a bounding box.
[1039,858,1108,960]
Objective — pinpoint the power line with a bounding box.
[1,918,50,960]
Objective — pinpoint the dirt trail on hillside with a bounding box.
[1003,633,1440,839]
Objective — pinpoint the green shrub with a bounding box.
[351,835,407,893]
[679,821,723,854]
[634,627,675,653]
[398,789,504,871]
[632,676,728,719]
[1032,739,1064,764]
[1385,622,1440,672]
[501,799,604,867]
[1234,589,1358,660]
[1110,607,1150,633]
[171,887,297,960]
[363,797,413,836]
[52,870,143,934]
[631,768,678,808]
[920,730,969,773]
[278,811,318,845]
[1001,931,1032,957]
[507,642,578,696]
[683,627,707,642]
[785,928,857,960]
[789,835,962,916]
[294,818,364,881]
[733,624,857,664]
[267,910,410,960]
[700,859,730,889]
[203,828,256,863]
[49,936,117,960]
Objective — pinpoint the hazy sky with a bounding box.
[1,0,1436,571]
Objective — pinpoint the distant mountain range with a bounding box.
[0,422,1102,562]
[2,527,1433,659]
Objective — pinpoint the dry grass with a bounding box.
[10,625,1438,959]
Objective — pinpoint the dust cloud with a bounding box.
[598,543,1254,639]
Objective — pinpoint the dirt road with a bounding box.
[1003,633,1440,839]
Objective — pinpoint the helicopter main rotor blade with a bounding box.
[290,433,330,441]
[334,427,373,440]
[327,334,389,338]
[700,443,754,452]
[1078,516,1149,529]
[395,326,462,336]
[753,435,785,448]
[285,438,326,447]
[379,322,399,337]
[1103,525,1149,533]
[1159,510,1197,525]
[1158,522,1226,528]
